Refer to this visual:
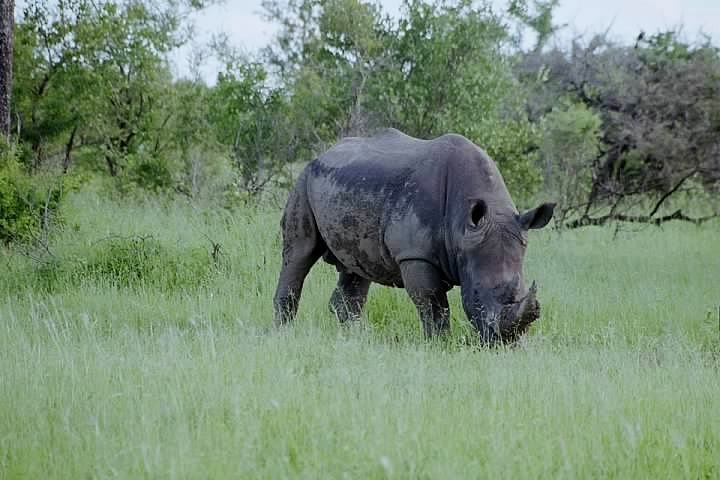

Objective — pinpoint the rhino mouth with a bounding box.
[476,282,540,345]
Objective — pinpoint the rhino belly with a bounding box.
[320,226,401,286]
[308,182,401,286]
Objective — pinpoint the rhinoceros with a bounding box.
[274,128,554,343]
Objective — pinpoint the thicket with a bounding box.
[21,235,216,293]
[0,141,71,243]
[2,0,719,247]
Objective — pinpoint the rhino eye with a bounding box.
[470,199,487,227]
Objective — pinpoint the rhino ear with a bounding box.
[468,199,487,228]
[519,203,556,230]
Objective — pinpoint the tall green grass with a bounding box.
[1,188,718,478]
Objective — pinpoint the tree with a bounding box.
[165,78,220,198]
[12,1,89,169]
[372,0,541,202]
[12,0,210,175]
[0,0,13,139]
[263,0,388,141]
[538,100,602,225]
[210,43,297,196]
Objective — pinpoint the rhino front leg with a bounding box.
[400,260,450,337]
[329,271,371,322]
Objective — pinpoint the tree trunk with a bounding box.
[105,153,118,177]
[0,0,14,140]
[62,125,78,173]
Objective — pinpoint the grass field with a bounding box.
[1,188,719,478]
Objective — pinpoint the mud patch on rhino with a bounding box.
[341,215,359,230]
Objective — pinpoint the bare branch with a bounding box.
[565,210,718,229]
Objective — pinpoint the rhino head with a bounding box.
[458,199,555,344]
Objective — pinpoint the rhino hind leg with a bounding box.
[273,175,325,325]
[399,261,451,338]
[329,271,371,323]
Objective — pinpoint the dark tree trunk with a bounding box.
[0,0,14,140]
[62,125,78,173]
[105,153,118,177]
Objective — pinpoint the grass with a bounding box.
[1,188,719,478]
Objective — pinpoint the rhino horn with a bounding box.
[518,281,539,326]
[497,281,540,342]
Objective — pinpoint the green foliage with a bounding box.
[383,0,543,199]
[374,0,510,137]
[0,143,68,244]
[539,101,603,221]
[11,4,88,169]
[209,51,297,196]
[124,154,175,193]
[263,0,389,144]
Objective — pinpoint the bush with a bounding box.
[0,143,68,244]
[75,235,213,290]
[24,235,215,293]
[126,154,175,194]
[539,101,603,224]
[472,118,544,207]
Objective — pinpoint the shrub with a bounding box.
[538,101,603,224]
[21,234,215,294]
[72,235,213,291]
[127,155,175,193]
[0,143,68,244]
[474,118,544,207]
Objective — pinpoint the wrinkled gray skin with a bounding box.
[274,129,555,344]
